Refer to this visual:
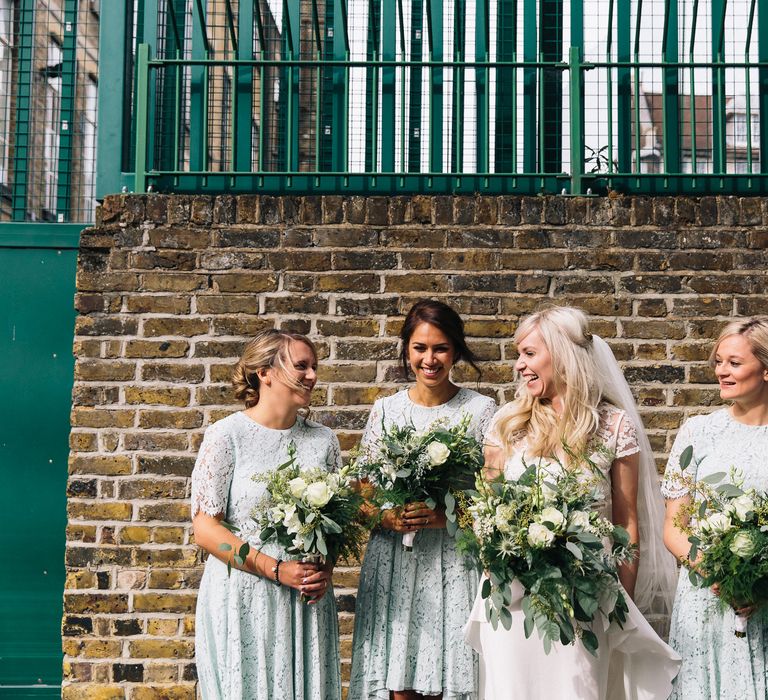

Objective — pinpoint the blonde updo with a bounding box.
[232,329,318,408]
[709,316,768,371]
[495,306,603,460]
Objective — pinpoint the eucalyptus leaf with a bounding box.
[565,541,583,560]
[481,578,492,599]
[700,472,727,485]
[425,497,437,510]
[499,605,513,630]
[679,445,694,471]
[238,542,250,559]
[582,629,599,656]
[219,543,233,552]
[446,518,458,537]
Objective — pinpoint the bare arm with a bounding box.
[663,495,694,564]
[192,512,330,602]
[612,451,640,598]
[482,444,505,481]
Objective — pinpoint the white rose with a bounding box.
[527,522,556,548]
[700,512,732,534]
[540,482,558,504]
[568,510,591,531]
[729,495,755,522]
[730,531,757,559]
[426,441,451,466]
[269,506,285,522]
[305,481,332,508]
[288,477,308,499]
[539,506,566,532]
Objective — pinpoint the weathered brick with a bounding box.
[125,387,190,406]
[136,455,197,477]
[69,455,132,476]
[141,364,205,383]
[143,318,210,337]
[125,296,191,314]
[134,593,197,613]
[131,686,196,700]
[128,639,195,659]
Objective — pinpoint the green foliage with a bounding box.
[456,454,634,655]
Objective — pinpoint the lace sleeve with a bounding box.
[475,397,498,442]
[327,430,343,472]
[484,406,507,449]
[360,399,384,453]
[190,422,236,518]
[661,419,696,500]
[614,411,640,459]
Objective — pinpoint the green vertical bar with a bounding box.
[540,0,564,172]
[617,0,630,171]
[569,45,583,193]
[159,0,186,174]
[54,0,78,220]
[135,43,150,195]
[476,0,488,172]
[11,0,35,220]
[712,0,727,173]
[759,0,768,172]
[190,0,207,173]
[141,0,160,181]
[284,0,301,171]
[408,0,424,172]
[451,0,465,172]
[662,0,679,174]
[381,0,396,171]
[428,0,443,172]
[235,0,254,171]
[494,0,516,172]
[96,0,132,196]
[523,0,536,172]
[332,0,349,171]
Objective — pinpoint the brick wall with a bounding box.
[63,193,768,698]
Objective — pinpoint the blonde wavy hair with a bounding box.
[232,329,318,409]
[709,316,768,371]
[495,306,604,460]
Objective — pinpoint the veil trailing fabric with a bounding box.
[592,336,678,636]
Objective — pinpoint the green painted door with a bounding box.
[0,238,78,697]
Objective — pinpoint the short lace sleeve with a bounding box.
[360,399,385,453]
[476,397,498,442]
[190,422,236,518]
[661,419,695,500]
[484,406,508,449]
[328,430,343,472]
[614,411,640,459]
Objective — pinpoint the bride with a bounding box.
[464,306,681,699]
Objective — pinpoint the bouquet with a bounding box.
[220,442,366,575]
[457,457,635,655]
[351,414,484,550]
[675,445,768,637]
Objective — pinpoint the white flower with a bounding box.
[730,531,757,559]
[426,441,451,466]
[305,481,332,508]
[540,482,558,504]
[728,495,755,522]
[494,504,516,533]
[700,512,732,534]
[568,510,592,531]
[288,477,308,499]
[282,505,301,533]
[527,522,556,548]
[269,506,285,522]
[539,506,566,532]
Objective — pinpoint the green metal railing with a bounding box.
[117,0,768,195]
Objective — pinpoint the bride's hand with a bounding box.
[381,507,409,533]
[402,502,446,530]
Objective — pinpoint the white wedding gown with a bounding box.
[463,403,681,700]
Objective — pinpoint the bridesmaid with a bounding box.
[348,299,496,700]
[663,316,768,699]
[191,329,341,700]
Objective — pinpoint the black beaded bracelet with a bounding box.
[272,558,283,586]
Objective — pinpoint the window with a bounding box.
[0,0,12,188]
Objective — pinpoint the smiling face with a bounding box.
[268,339,318,408]
[514,327,557,400]
[714,334,768,405]
[407,322,456,389]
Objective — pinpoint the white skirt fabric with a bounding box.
[463,578,681,700]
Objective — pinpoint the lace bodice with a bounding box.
[191,412,342,544]
[661,408,768,500]
[486,402,640,515]
[361,387,497,450]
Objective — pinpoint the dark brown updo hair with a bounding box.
[399,299,481,380]
[232,329,318,408]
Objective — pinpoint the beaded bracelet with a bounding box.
[272,558,283,586]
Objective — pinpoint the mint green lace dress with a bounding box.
[348,388,497,700]
[191,412,343,700]
[662,408,768,700]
